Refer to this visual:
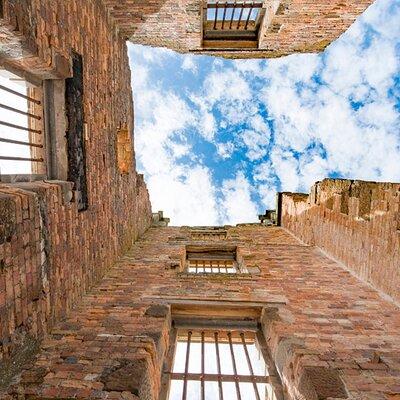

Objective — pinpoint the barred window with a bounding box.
[186,246,243,274]
[203,0,265,49]
[165,328,282,400]
[0,70,46,177]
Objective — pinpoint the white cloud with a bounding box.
[216,142,235,159]
[241,129,270,161]
[203,69,252,104]
[269,149,300,192]
[182,55,198,73]
[200,112,216,141]
[135,89,195,176]
[147,165,219,226]
[131,64,149,89]
[258,185,278,210]
[219,172,259,225]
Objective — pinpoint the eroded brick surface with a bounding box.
[1,226,399,399]
[281,178,400,304]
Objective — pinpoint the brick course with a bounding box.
[1,226,399,399]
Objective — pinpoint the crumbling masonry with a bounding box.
[1,0,400,399]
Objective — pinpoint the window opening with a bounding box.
[186,246,240,274]
[65,52,88,210]
[167,329,279,400]
[203,0,265,49]
[0,70,45,176]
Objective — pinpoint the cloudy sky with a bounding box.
[128,0,400,226]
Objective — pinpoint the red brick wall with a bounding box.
[281,179,400,304]
[102,0,374,59]
[0,0,152,374]
[1,226,399,399]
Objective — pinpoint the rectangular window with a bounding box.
[165,328,280,400]
[186,246,241,274]
[203,0,265,49]
[65,52,88,211]
[0,70,46,178]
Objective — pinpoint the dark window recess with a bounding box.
[65,52,88,211]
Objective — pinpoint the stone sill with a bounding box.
[0,179,74,205]
[0,174,47,183]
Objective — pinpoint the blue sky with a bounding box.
[128,0,400,226]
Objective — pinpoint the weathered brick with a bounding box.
[281,179,400,304]
[0,226,398,399]
[0,0,152,387]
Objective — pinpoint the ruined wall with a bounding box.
[0,0,152,378]
[101,0,374,59]
[280,179,400,304]
[1,225,399,399]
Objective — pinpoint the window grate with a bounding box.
[0,74,45,176]
[203,0,265,48]
[206,1,263,31]
[188,259,237,273]
[186,247,241,274]
[166,329,278,400]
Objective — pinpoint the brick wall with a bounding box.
[101,0,374,59]
[280,179,400,304]
[0,0,152,379]
[1,225,399,399]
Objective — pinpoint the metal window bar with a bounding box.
[181,331,192,400]
[0,103,42,120]
[229,0,237,29]
[214,331,224,400]
[205,1,262,31]
[213,1,219,29]
[0,156,44,162]
[241,332,261,400]
[167,330,277,400]
[0,84,41,105]
[0,81,45,170]
[221,2,228,29]
[227,331,242,400]
[188,259,237,274]
[0,138,43,148]
[236,3,245,29]
[169,373,272,383]
[0,120,42,134]
[201,331,205,400]
[244,3,253,29]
